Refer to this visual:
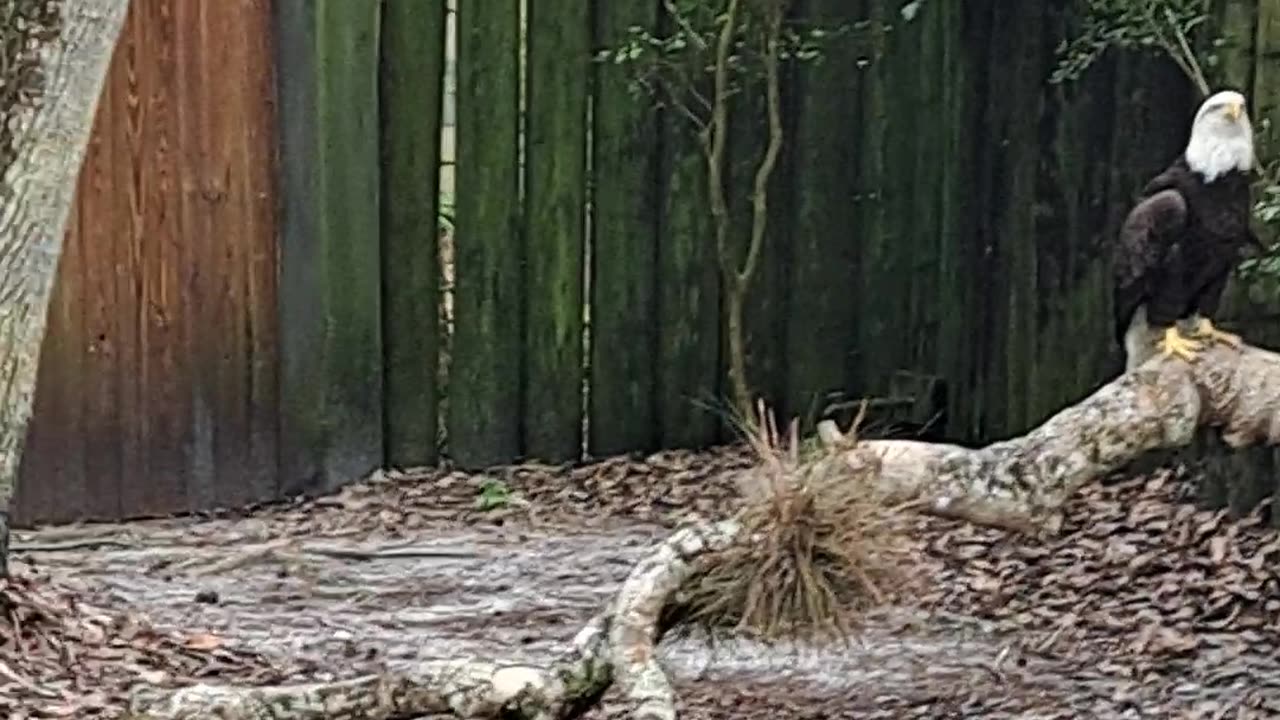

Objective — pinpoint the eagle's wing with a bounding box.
[1113,188,1188,343]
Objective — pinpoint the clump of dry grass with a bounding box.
[668,401,921,643]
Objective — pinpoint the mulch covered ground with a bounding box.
[2,445,1279,718]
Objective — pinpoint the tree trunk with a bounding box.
[0,0,131,575]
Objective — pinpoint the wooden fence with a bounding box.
[11,0,1280,525]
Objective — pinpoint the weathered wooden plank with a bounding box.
[449,0,523,468]
[899,0,945,404]
[970,1,1043,438]
[524,0,589,462]
[657,97,720,447]
[219,0,278,507]
[80,43,126,520]
[239,0,282,507]
[379,0,445,468]
[785,0,865,427]
[174,0,217,512]
[276,0,383,495]
[112,4,146,516]
[931,0,983,440]
[852,0,895,404]
[133,0,187,518]
[588,0,660,457]
[169,0,280,512]
[1253,0,1280,167]
[1210,0,1257,90]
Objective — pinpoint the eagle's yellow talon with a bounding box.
[1156,326,1203,362]
[1190,317,1242,348]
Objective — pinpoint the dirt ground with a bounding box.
[5,446,1280,719]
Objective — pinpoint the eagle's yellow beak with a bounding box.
[1225,101,1243,121]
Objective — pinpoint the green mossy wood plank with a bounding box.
[450,0,523,469]
[1209,0,1257,91]
[275,0,384,496]
[588,1,661,457]
[853,0,899,407]
[379,0,445,468]
[524,0,589,463]
[899,0,945,428]
[656,51,720,449]
[967,2,1043,438]
[785,0,865,427]
[1254,0,1280,171]
[932,0,982,440]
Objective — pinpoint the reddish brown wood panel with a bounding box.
[13,0,280,526]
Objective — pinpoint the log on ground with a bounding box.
[126,343,1280,718]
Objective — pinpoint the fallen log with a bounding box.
[126,521,741,720]
[127,343,1280,719]
[818,343,1279,535]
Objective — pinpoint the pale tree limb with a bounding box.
[818,343,1280,535]
[127,344,1280,718]
[126,521,741,720]
[0,0,131,575]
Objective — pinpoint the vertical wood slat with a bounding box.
[1254,0,1280,166]
[135,0,185,517]
[853,0,892,403]
[276,0,383,496]
[524,0,589,463]
[655,3,720,449]
[785,0,865,427]
[588,0,660,457]
[449,0,523,469]
[379,1,445,468]
[16,0,281,525]
[932,0,982,439]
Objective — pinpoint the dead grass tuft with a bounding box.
[666,401,921,643]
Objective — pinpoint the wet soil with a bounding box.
[7,446,1280,718]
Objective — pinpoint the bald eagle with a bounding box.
[1114,90,1260,371]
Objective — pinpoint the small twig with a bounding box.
[298,544,476,562]
[10,539,139,553]
[0,658,56,698]
[1164,6,1209,98]
[663,0,709,51]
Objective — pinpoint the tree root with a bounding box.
[127,343,1280,718]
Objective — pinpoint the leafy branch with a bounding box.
[1049,0,1212,92]
[597,0,856,418]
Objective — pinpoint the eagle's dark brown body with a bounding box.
[1112,156,1256,345]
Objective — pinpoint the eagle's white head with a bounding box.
[1185,89,1254,182]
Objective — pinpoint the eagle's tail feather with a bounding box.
[1122,304,1151,373]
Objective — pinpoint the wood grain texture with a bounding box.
[654,0,720,449]
[275,0,383,497]
[379,0,445,468]
[588,0,661,457]
[785,0,866,427]
[448,0,523,469]
[15,0,280,525]
[523,0,589,463]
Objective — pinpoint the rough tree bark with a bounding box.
[0,0,130,575]
[127,521,741,720]
[126,343,1280,718]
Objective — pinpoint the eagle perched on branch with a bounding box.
[1113,90,1259,371]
